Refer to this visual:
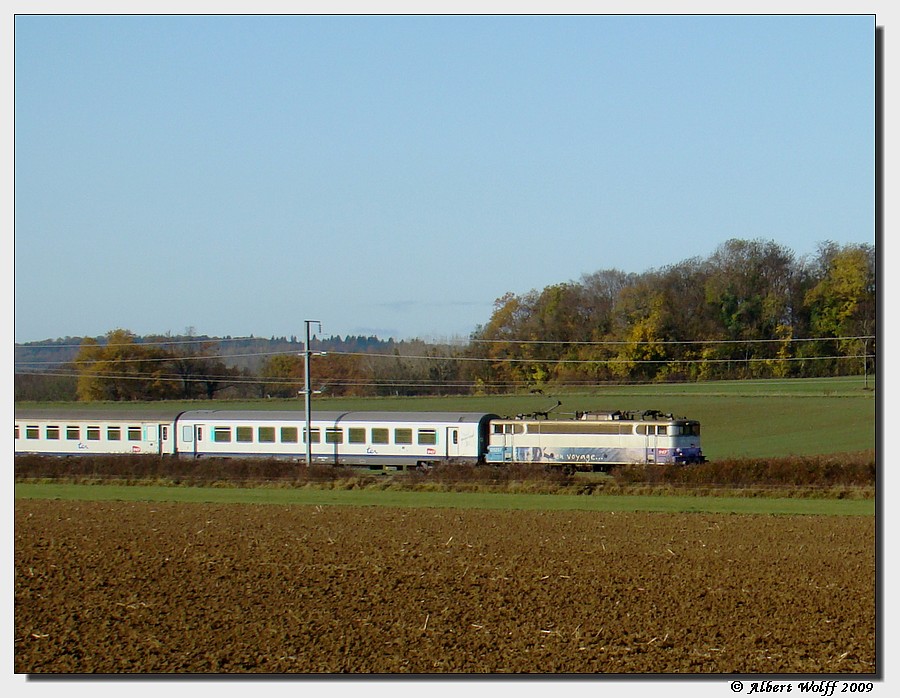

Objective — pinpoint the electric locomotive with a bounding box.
[486,409,705,472]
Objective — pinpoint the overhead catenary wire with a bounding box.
[9,367,876,390]
[466,335,875,346]
[13,334,877,370]
[14,333,876,397]
[14,352,876,373]
[14,352,875,387]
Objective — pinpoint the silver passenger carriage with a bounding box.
[14,409,181,456]
[171,410,497,468]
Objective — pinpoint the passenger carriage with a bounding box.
[14,409,180,456]
[173,410,497,468]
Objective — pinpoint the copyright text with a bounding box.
[729,681,874,696]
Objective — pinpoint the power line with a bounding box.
[467,335,875,346]
[14,352,874,387]
[304,350,875,365]
[14,334,876,370]
[15,349,298,367]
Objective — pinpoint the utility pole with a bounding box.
[304,320,321,466]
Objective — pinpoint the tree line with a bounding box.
[14,238,875,401]
[465,238,875,391]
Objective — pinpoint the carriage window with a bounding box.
[213,427,232,443]
[280,426,298,443]
[657,426,667,435]
[348,428,366,444]
[46,426,60,440]
[87,426,100,440]
[107,427,121,441]
[258,427,276,443]
[26,425,39,439]
[15,425,19,439]
[236,426,253,442]
[161,426,168,440]
[394,428,412,445]
[127,427,142,441]
[418,429,437,445]
[493,424,504,434]
[371,428,389,444]
[325,428,343,444]
[303,428,320,444]
[66,426,80,440]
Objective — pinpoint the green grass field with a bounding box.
[18,376,876,460]
[15,377,877,513]
[13,482,874,516]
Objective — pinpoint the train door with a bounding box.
[143,423,160,454]
[181,423,204,457]
[157,423,173,455]
[446,427,461,458]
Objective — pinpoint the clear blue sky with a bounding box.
[13,13,876,343]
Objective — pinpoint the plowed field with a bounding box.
[15,500,875,674]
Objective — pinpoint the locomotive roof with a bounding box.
[492,414,698,424]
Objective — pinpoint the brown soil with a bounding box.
[15,500,875,674]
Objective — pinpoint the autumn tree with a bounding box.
[610,281,670,381]
[259,351,375,398]
[804,242,876,375]
[259,354,304,398]
[159,335,235,399]
[701,239,799,378]
[468,292,532,392]
[466,238,873,387]
[74,329,180,401]
[314,352,373,397]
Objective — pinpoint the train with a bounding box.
[14,407,705,472]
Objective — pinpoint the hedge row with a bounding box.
[15,452,875,491]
